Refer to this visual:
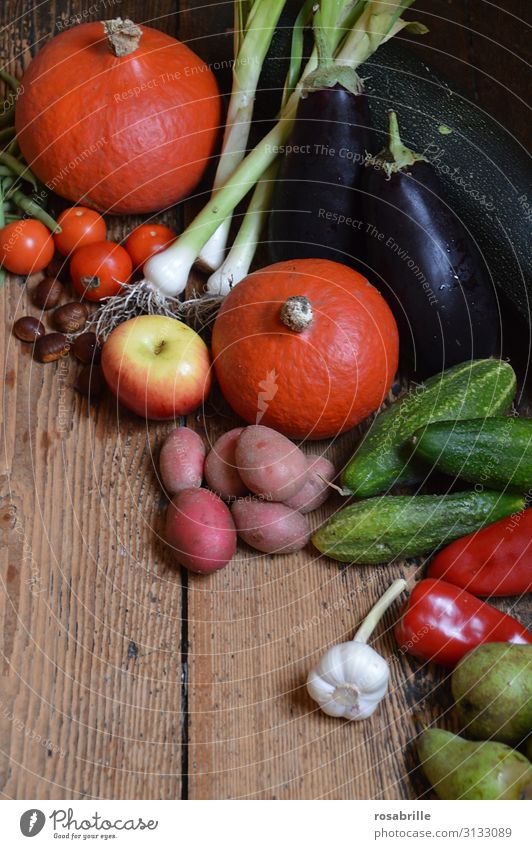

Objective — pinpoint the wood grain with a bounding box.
[0,0,185,800]
[1,0,530,801]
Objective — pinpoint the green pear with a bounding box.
[452,643,532,743]
[416,728,532,800]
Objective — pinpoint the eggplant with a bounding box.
[260,25,531,324]
[268,83,375,268]
[361,112,500,377]
[361,42,531,324]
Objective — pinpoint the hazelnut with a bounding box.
[75,364,105,397]
[72,331,101,364]
[32,276,63,310]
[14,316,45,342]
[34,332,70,363]
[54,302,88,333]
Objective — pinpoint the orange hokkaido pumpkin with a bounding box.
[16,19,220,214]
[212,259,399,440]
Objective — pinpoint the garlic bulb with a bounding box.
[307,578,407,721]
[307,641,390,720]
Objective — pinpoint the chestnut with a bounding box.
[46,256,71,283]
[72,332,101,364]
[34,332,70,363]
[14,316,45,342]
[75,364,105,397]
[32,276,63,310]
[54,302,88,334]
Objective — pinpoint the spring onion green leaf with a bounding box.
[197,0,289,273]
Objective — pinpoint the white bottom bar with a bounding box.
[2,799,530,847]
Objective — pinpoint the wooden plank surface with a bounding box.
[1,0,531,801]
[0,0,185,801]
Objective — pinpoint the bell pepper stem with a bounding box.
[353,578,407,644]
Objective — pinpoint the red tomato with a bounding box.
[71,241,132,301]
[125,224,176,270]
[54,207,106,256]
[0,219,54,275]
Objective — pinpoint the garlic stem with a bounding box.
[306,576,407,721]
[353,578,407,644]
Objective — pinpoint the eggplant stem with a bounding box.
[366,110,428,176]
[387,110,427,169]
[353,578,407,644]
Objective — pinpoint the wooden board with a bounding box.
[1,0,530,801]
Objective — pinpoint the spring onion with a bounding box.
[206,0,313,294]
[206,160,278,294]
[197,0,289,273]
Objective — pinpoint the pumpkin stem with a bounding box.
[280,296,313,332]
[104,18,142,57]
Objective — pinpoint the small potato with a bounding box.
[204,428,248,499]
[235,425,308,501]
[231,499,310,554]
[159,427,206,495]
[165,488,236,574]
[284,455,336,513]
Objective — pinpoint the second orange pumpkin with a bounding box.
[212,259,399,440]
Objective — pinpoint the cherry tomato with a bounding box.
[54,207,107,256]
[125,224,176,270]
[0,219,55,275]
[71,241,132,302]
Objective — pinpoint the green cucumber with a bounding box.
[312,491,525,565]
[342,359,516,497]
[410,418,532,492]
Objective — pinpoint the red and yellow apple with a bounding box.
[101,315,212,420]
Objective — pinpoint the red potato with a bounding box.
[159,427,206,495]
[204,427,248,500]
[235,425,308,501]
[165,488,237,574]
[283,455,336,513]
[231,499,310,554]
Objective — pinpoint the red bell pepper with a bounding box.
[428,509,532,596]
[394,578,532,667]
